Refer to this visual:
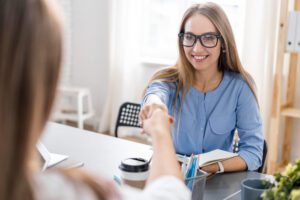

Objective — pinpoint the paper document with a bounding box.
[177,149,238,168]
[198,149,238,167]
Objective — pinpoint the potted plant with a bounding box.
[262,159,300,200]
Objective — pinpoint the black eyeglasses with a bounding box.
[178,32,221,48]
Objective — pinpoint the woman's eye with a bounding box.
[184,34,194,41]
[203,35,215,41]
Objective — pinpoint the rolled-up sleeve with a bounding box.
[236,81,264,171]
[142,81,173,107]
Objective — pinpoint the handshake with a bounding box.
[139,100,174,138]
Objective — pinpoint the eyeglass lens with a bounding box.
[181,33,219,48]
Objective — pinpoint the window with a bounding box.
[139,0,245,65]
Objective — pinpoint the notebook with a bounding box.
[177,149,238,168]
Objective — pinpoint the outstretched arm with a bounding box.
[142,107,182,184]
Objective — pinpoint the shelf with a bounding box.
[281,107,300,118]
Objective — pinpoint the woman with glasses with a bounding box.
[140,2,264,173]
[0,0,190,199]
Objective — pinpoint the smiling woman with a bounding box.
[140,2,264,174]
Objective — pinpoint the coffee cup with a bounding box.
[119,157,149,189]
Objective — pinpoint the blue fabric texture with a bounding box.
[142,70,264,171]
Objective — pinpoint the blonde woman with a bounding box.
[140,3,264,173]
[0,0,190,199]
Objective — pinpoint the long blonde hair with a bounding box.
[0,0,113,199]
[148,2,258,110]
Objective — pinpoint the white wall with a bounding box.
[71,0,110,126]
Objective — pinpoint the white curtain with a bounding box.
[241,0,280,139]
[98,0,145,134]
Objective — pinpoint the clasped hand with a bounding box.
[139,102,174,137]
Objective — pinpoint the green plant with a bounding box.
[262,159,300,200]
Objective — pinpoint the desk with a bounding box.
[42,123,268,200]
[41,122,152,179]
[205,172,269,200]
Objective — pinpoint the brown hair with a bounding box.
[0,0,115,199]
[147,2,258,111]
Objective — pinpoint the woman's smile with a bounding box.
[192,55,209,62]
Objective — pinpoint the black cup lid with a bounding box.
[119,158,149,172]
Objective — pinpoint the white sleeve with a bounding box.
[33,172,98,200]
[120,176,191,200]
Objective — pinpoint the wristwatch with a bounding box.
[216,161,224,173]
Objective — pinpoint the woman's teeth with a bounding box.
[193,55,208,61]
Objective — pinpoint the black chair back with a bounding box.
[257,140,268,173]
[115,102,141,137]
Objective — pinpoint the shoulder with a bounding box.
[225,70,246,85]
[148,80,178,91]
[224,70,253,94]
[32,170,118,200]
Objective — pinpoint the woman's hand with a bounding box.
[142,108,171,138]
[142,106,183,183]
[139,95,173,128]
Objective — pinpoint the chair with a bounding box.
[257,140,268,173]
[52,86,94,129]
[115,102,141,137]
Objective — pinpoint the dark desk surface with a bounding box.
[204,171,269,200]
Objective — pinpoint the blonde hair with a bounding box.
[148,2,258,111]
[0,0,114,199]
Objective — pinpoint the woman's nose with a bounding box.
[192,39,205,52]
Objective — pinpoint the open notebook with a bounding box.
[177,149,238,168]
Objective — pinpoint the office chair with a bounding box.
[257,140,268,173]
[115,102,141,137]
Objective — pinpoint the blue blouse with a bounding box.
[142,71,264,171]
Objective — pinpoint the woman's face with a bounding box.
[183,14,221,72]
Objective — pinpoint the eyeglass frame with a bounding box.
[178,32,222,48]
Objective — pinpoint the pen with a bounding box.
[113,175,122,186]
[185,154,194,179]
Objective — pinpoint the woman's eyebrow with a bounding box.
[184,31,218,35]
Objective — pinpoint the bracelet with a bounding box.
[217,161,224,173]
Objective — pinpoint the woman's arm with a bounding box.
[142,108,182,183]
[200,156,247,173]
[235,82,264,171]
[203,81,263,173]
[139,95,166,124]
[140,81,174,124]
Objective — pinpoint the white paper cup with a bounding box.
[119,158,149,189]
